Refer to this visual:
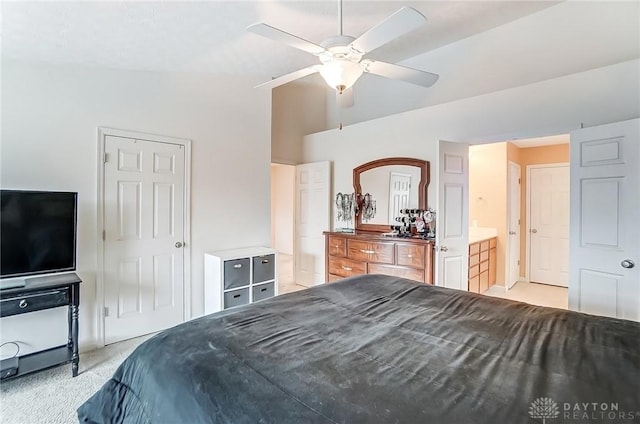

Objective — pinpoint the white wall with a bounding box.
[270,164,295,255]
[0,62,272,353]
[304,59,640,231]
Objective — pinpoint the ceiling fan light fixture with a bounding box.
[319,60,363,93]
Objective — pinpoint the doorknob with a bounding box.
[621,259,635,269]
[175,242,184,248]
[439,246,448,252]
[531,229,538,233]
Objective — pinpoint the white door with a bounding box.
[529,165,570,287]
[295,161,331,287]
[437,141,469,290]
[104,135,185,344]
[388,172,411,223]
[507,162,521,289]
[570,119,639,321]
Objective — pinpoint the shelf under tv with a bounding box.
[0,273,82,380]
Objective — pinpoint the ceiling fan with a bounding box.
[247,1,439,94]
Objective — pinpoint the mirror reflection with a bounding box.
[359,165,421,225]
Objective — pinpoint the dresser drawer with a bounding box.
[368,264,424,283]
[469,264,480,278]
[480,250,489,263]
[328,256,366,277]
[480,260,489,273]
[1,289,69,317]
[327,274,344,283]
[480,240,490,252]
[347,240,394,264]
[469,242,480,255]
[328,236,347,257]
[468,275,480,293]
[396,244,425,269]
[489,237,497,248]
[479,271,489,293]
[469,253,480,267]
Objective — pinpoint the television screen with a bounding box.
[0,190,77,278]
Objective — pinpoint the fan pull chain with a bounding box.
[338,90,343,130]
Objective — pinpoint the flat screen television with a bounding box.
[0,190,78,279]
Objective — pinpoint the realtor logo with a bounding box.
[529,397,560,423]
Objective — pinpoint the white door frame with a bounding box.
[525,162,569,284]
[506,161,521,289]
[96,127,192,348]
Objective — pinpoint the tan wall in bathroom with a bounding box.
[469,142,507,285]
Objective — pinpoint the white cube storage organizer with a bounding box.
[204,247,278,314]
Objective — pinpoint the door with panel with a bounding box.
[103,136,185,344]
[295,162,331,287]
[570,119,639,321]
[388,172,411,222]
[529,165,569,287]
[437,140,469,290]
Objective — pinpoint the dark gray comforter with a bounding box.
[78,275,640,423]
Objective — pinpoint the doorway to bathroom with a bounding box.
[468,135,569,309]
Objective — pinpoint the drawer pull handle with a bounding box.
[233,264,242,269]
[360,249,375,254]
[261,288,267,292]
[342,266,353,271]
[334,245,341,249]
[19,299,28,309]
[233,294,241,299]
[407,254,413,258]
[261,259,269,264]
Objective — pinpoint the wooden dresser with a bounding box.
[324,232,434,284]
[468,237,497,293]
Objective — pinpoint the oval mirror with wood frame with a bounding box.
[353,157,430,233]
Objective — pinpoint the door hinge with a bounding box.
[104,153,109,163]
[103,306,109,317]
[518,178,521,184]
[518,260,520,266]
[102,230,106,241]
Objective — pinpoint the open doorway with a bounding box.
[468,136,569,309]
[270,163,305,294]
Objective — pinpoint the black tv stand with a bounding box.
[0,273,81,380]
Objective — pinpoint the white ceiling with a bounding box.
[2,1,560,78]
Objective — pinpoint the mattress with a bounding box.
[78,274,640,423]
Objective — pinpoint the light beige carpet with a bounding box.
[0,335,150,424]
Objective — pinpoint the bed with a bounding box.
[78,275,640,423]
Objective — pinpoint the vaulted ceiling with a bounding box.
[3,1,639,129]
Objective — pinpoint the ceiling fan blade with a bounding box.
[336,87,354,108]
[247,23,326,55]
[255,66,320,89]
[350,7,426,54]
[363,60,439,88]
